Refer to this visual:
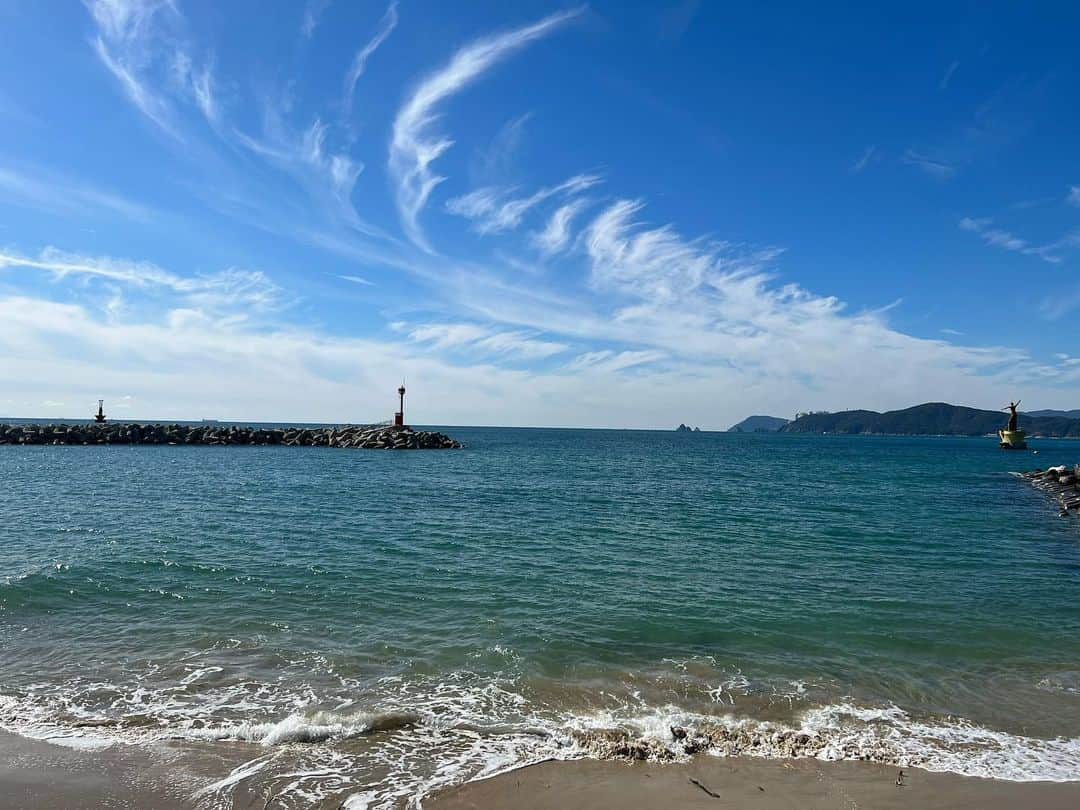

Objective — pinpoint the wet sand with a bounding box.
[0,730,187,809]
[4,729,1080,809]
[425,757,1080,810]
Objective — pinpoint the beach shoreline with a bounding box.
[4,728,1080,809]
[425,756,1080,810]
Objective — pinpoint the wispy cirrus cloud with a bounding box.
[342,1,398,116]
[472,112,533,184]
[301,0,332,38]
[558,196,1054,415]
[234,115,371,233]
[397,321,568,360]
[0,164,156,222]
[0,247,284,312]
[567,349,665,373]
[339,274,374,286]
[902,149,955,178]
[1040,287,1080,321]
[1067,185,1080,207]
[940,60,959,91]
[389,7,584,251]
[171,50,219,127]
[87,0,224,139]
[850,145,878,173]
[87,0,182,137]
[584,199,782,303]
[446,173,600,235]
[959,216,1027,251]
[92,34,177,136]
[532,198,590,254]
[85,0,380,237]
[959,216,1075,264]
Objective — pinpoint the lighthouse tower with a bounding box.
[394,384,406,427]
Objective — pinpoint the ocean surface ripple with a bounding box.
[2,429,1080,807]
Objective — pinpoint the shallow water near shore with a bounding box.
[2,429,1080,807]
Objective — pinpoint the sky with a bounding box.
[0,0,1078,428]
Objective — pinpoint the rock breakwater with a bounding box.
[1020,464,1080,516]
[0,423,461,450]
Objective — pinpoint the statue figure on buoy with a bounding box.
[94,399,107,424]
[394,383,406,427]
[999,399,1026,449]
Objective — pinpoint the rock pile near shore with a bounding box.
[0,423,461,450]
[1021,464,1080,516]
[571,722,897,764]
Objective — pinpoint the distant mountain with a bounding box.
[1027,409,1080,419]
[675,423,701,432]
[780,402,1080,438]
[728,415,790,433]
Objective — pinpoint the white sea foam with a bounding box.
[3,675,1080,810]
[188,709,420,745]
[192,753,273,798]
[180,666,223,686]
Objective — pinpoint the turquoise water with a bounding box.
[2,429,1080,805]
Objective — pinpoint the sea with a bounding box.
[2,427,1079,807]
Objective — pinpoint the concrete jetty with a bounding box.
[0,422,461,450]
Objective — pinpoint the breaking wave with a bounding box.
[3,674,1080,809]
[187,709,421,745]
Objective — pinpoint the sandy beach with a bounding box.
[0,730,186,809]
[4,728,1080,809]
[426,757,1080,810]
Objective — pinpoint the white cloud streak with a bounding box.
[342,1,398,116]
[389,7,583,251]
[93,35,178,136]
[902,149,954,178]
[171,50,219,126]
[567,349,665,373]
[959,217,1072,264]
[1040,287,1080,321]
[339,274,374,286]
[474,112,532,183]
[400,321,568,360]
[446,173,600,234]
[850,145,877,173]
[87,1,223,138]
[301,0,332,38]
[0,165,155,222]
[235,117,365,215]
[0,248,283,312]
[86,0,183,137]
[532,198,589,254]
[940,60,959,90]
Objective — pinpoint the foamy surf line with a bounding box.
[3,688,1080,800]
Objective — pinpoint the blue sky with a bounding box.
[0,0,1078,427]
